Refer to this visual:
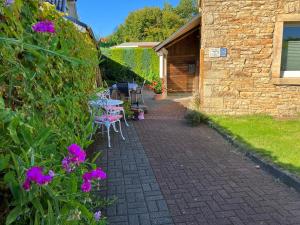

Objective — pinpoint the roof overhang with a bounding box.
[154,14,201,52]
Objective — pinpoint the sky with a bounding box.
[77,0,180,38]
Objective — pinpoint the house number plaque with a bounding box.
[209,48,227,58]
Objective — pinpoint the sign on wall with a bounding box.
[209,48,227,58]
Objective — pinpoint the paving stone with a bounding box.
[93,90,300,225]
[133,90,300,225]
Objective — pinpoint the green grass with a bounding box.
[211,115,300,176]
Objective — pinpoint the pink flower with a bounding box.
[81,181,92,192]
[32,20,55,33]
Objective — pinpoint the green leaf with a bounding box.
[47,201,54,225]
[0,97,4,109]
[0,154,10,171]
[69,201,92,220]
[32,198,44,215]
[5,206,23,225]
[34,128,51,148]
[4,171,20,200]
[7,117,20,144]
[34,210,40,225]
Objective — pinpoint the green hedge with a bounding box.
[101,47,159,84]
[0,1,106,224]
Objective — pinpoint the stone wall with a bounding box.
[201,0,300,117]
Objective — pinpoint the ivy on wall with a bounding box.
[101,48,159,84]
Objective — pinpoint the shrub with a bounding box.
[185,110,209,127]
[0,1,106,224]
[148,79,165,94]
[101,47,159,84]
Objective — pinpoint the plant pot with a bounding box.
[153,93,166,100]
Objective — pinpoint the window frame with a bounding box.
[272,14,300,85]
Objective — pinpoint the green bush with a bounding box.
[0,1,106,224]
[185,110,208,127]
[101,47,159,84]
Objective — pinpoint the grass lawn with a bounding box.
[211,115,300,176]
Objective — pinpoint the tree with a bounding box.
[106,0,199,44]
[175,0,199,21]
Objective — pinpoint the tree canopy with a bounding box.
[105,0,198,46]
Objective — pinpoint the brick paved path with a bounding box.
[93,119,174,225]
[94,90,300,225]
[134,91,300,225]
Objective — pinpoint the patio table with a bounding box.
[90,99,124,107]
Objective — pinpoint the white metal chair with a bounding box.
[89,100,125,148]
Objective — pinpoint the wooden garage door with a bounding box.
[167,55,196,92]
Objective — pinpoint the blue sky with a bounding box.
[77,0,180,38]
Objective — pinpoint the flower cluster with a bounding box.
[62,144,86,173]
[148,79,165,94]
[81,168,107,192]
[32,20,55,33]
[22,167,54,191]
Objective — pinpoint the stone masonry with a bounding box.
[200,0,300,117]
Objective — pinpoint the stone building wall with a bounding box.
[201,0,300,117]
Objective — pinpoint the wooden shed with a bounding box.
[155,15,201,94]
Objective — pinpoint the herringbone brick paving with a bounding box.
[134,91,300,225]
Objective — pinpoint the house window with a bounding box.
[281,23,300,77]
[188,64,196,74]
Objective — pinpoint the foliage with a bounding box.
[123,101,134,119]
[0,1,106,224]
[108,0,199,44]
[101,47,159,84]
[185,110,208,126]
[175,0,199,21]
[148,79,165,94]
[211,115,300,176]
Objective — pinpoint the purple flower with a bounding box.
[68,144,86,164]
[62,157,73,173]
[48,170,55,178]
[94,211,102,221]
[62,144,86,172]
[81,181,91,192]
[37,175,52,185]
[82,171,93,182]
[5,0,14,6]
[22,166,53,190]
[91,168,107,180]
[22,179,31,191]
[32,20,55,33]
[26,166,44,182]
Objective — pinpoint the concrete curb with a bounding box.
[207,120,300,193]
